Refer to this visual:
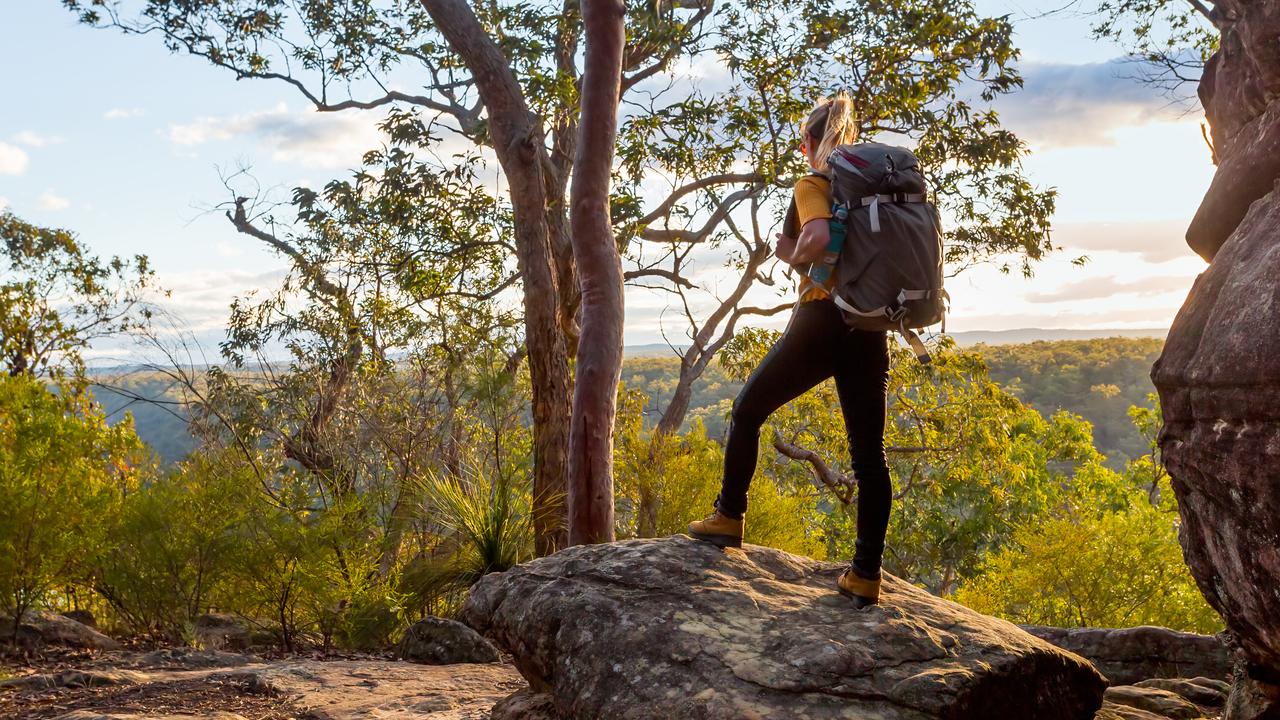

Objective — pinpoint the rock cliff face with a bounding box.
[1153,0,1280,717]
[463,535,1107,720]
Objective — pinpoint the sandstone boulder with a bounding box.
[0,669,148,692]
[464,535,1107,720]
[1136,678,1231,710]
[1155,1,1280,716]
[490,687,559,720]
[193,613,251,652]
[1021,625,1231,685]
[0,611,120,650]
[61,610,97,629]
[397,617,499,665]
[1104,685,1211,720]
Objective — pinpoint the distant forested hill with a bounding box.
[974,337,1165,468]
[624,337,1164,468]
[95,336,1164,469]
[89,372,197,466]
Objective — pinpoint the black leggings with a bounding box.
[715,299,892,575]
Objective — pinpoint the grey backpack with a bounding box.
[786,142,946,362]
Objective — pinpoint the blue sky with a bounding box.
[0,1,1214,358]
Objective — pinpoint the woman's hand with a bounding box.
[774,232,799,264]
[791,218,831,264]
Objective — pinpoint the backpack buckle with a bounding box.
[888,305,908,323]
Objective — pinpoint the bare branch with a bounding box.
[623,267,696,289]
[640,185,765,243]
[771,429,854,504]
[635,173,765,229]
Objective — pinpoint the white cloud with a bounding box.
[155,267,289,334]
[0,197,8,211]
[1026,274,1192,303]
[167,102,388,169]
[1049,219,1198,263]
[104,107,145,120]
[994,58,1193,148]
[37,190,70,211]
[0,142,29,175]
[12,131,63,147]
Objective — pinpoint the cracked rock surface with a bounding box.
[463,535,1107,720]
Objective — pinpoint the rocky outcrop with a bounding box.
[0,611,120,650]
[1022,626,1232,685]
[1092,678,1230,719]
[397,617,499,665]
[1153,1,1280,716]
[463,535,1108,720]
[1184,0,1280,259]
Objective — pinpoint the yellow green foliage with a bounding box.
[613,387,825,559]
[952,497,1221,634]
[0,374,147,631]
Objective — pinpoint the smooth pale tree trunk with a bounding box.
[419,0,572,555]
[567,0,625,545]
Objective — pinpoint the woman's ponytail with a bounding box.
[805,92,859,173]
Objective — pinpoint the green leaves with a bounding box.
[0,212,157,385]
[953,498,1221,633]
[0,373,146,630]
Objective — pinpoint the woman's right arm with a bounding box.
[775,232,799,264]
[791,218,831,264]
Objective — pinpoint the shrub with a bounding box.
[0,374,144,640]
[952,497,1222,633]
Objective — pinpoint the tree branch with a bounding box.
[640,185,765,243]
[772,429,854,504]
[623,267,696,289]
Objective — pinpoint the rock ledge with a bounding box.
[464,535,1108,720]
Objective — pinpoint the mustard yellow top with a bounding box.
[794,174,834,302]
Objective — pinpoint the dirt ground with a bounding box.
[0,647,524,720]
[0,675,300,719]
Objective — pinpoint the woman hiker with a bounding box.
[686,91,892,609]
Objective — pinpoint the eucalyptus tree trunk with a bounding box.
[419,0,572,555]
[566,0,626,545]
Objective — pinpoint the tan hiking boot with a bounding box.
[837,567,881,609]
[687,510,743,548]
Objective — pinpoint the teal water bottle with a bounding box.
[806,205,848,286]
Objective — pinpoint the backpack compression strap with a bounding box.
[831,289,940,364]
[859,193,927,232]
